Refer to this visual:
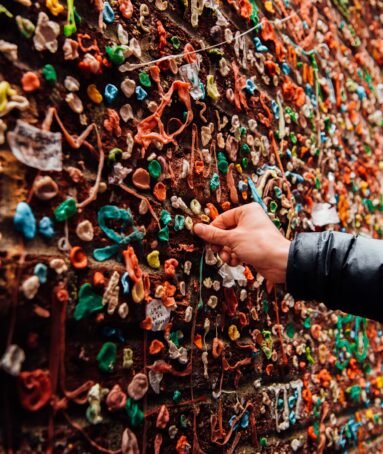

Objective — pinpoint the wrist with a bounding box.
[273,238,290,284]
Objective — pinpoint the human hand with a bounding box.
[193,202,290,284]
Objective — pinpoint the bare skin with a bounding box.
[193,202,290,284]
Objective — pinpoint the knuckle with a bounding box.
[209,229,217,243]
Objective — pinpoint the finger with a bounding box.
[229,253,240,267]
[221,245,232,255]
[211,206,243,230]
[218,246,232,262]
[219,249,231,263]
[194,223,233,247]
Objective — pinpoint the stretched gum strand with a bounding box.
[134,80,193,157]
[189,122,206,184]
[41,107,104,211]
[187,123,197,190]
[194,122,204,161]
[232,62,248,111]
[119,183,161,227]
[227,431,242,454]
[273,296,288,365]
[298,1,318,50]
[317,401,330,454]
[234,339,257,352]
[202,138,213,179]
[258,92,273,127]
[157,20,167,55]
[166,117,183,137]
[215,109,225,132]
[166,156,177,188]
[47,285,95,453]
[52,287,94,405]
[146,360,192,376]
[210,399,224,442]
[145,396,207,420]
[62,411,121,454]
[118,15,294,72]
[211,401,253,446]
[269,131,293,203]
[195,100,208,123]
[189,270,202,451]
[222,356,252,371]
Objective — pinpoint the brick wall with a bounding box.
[1,0,383,453]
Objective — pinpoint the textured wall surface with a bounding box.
[1,0,383,453]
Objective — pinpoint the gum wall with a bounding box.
[0,0,383,453]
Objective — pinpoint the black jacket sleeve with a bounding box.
[286,231,383,322]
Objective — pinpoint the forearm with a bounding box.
[286,231,383,322]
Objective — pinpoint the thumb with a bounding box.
[194,223,232,246]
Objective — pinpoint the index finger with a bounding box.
[211,205,243,230]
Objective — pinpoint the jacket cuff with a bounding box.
[286,232,323,301]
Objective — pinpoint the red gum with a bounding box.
[299,2,319,50]
[149,65,163,95]
[260,18,286,61]
[119,0,133,19]
[232,62,248,111]
[183,43,197,64]
[134,80,193,157]
[104,109,122,137]
[147,360,192,376]
[258,92,273,127]
[157,21,167,55]
[123,246,143,283]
